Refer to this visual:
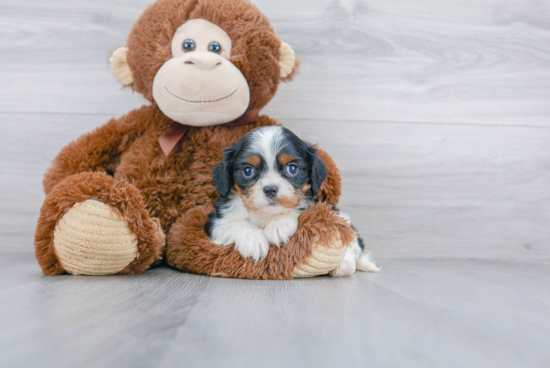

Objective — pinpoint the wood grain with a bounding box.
[0,253,211,367]
[0,251,549,368]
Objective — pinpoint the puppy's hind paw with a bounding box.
[329,260,356,277]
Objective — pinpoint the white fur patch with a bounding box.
[263,215,299,246]
[329,247,357,277]
[248,126,285,169]
[209,195,270,261]
[357,251,382,273]
[210,194,303,260]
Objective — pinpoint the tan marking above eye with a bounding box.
[277,153,295,166]
[244,155,261,166]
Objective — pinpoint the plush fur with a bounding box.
[34,0,351,278]
[127,0,282,108]
[36,172,165,275]
[166,202,355,279]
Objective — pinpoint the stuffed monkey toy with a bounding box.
[34,0,359,279]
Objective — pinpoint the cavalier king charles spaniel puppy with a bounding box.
[205,126,380,276]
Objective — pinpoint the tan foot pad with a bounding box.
[53,200,139,275]
[292,238,346,278]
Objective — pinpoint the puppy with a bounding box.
[205,126,380,276]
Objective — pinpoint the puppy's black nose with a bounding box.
[263,186,278,199]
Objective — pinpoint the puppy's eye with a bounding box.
[183,39,196,52]
[208,41,221,54]
[243,167,255,178]
[285,164,299,177]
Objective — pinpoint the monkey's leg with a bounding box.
[34,172,165,276]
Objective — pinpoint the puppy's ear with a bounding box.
[212,161,231,198]
[304,144,328,198]
[212,142,241,198]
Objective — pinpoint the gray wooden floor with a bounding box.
[0,251,549,368]
[1,0,550,366]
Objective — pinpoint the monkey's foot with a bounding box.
[35,172,165,276]
[292,238,347,278]
[53,200,139,275]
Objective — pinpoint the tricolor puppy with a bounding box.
[205,126,380,276]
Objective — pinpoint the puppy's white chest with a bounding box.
[248,212,280,229]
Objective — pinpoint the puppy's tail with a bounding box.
[356,251,382,273]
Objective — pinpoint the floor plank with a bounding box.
[0,251,548,368]
[0,255,210,367]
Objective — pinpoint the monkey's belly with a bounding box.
[114,135,223,231]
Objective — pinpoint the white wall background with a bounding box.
[1,0,549,260]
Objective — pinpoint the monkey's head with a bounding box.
[109,0,298,127]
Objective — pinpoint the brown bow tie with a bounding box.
[158,108,261,156]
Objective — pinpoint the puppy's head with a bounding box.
[212,126,327,215]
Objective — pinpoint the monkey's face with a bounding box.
[152,19,250,127]
[109,0,299,124]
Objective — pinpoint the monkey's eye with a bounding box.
[208,41,222,54]
[285,164,299,177]
[242,167,255,179]
[183,39,196,52]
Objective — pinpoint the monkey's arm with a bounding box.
[315,147,342,205]
[166,202,354,279]
[43,105,156,194]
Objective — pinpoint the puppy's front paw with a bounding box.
[264,216,298,246]
[235,229,270,261]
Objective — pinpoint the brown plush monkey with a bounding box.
[34,0,357,279]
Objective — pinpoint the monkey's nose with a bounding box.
[263,186,278,199]
[183,52,222,70]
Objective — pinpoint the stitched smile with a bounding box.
[165,87,237,103]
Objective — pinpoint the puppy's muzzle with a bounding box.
[263,185,278,199]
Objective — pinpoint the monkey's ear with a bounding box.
[279,41,299,81]
[109,47,134,86]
